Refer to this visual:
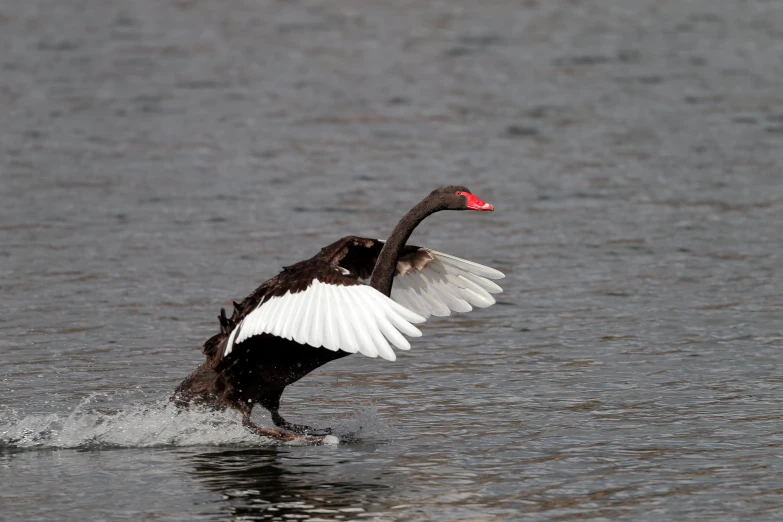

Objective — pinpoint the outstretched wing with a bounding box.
[211,245,426,365]
[225,274,424,362]
[328,237,505,319]
[389,248,504,318]
[203,235,503,367]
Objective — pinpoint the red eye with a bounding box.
[456,191,463,196]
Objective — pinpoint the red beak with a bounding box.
[465,193,494,211]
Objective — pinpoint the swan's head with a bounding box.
[430,185,494,212]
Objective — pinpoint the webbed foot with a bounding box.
[242,416,336,445]
[271,411,332,436]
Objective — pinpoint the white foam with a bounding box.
[0,396,395,449]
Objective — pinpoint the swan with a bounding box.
[171,186,504,444]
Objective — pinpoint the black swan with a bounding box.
[172,186,504,444]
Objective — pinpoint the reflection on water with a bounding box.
[187,447,391,520]
[185,442,525,520]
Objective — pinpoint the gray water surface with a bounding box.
[2,0,783,520]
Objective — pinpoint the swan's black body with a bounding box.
[172,186,491,443]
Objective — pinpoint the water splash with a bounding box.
[0,396,394,449]
[327,403,400,442]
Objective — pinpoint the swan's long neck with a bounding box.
[370,197,440,296]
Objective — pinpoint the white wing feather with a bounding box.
[390,248,504,319]
[225,279,425,361]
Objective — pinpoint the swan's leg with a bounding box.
[241,412,302,442]
[261,394,332,436]
[240,409,328,444]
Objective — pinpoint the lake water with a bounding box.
[2,0,783,520]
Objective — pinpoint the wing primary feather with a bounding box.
[457,285,495,307]
[254,302,271,335]
[363,289,423,338]
[321,284,340,351]
[383,290,427,322]
[425,277,472,313]
[457,274,496,303]
[280,284,306,340]
[425,260,449,277]
[255,295,278,336]
[236,307,255,344]
[391,286,415,313]
[268,294,286,338]
[253,298,276,340]
[344,288,378,358]
[433,252,505,279]
[407,272,451,317]
[237,306,260,344]
[419,267,471,304]
[294,280,318,345]
[267,293,289,337]
[374,313,412,350]
[359,294,412,351]
[408,269,453,317]
[385,308,424,337]
[457,270,504,294]
[330,285,359,353]
[397,275,434,318]
[308,280,324,348]
[394,277,431,318]
[360,301,396,361]
[224,325,239,356]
